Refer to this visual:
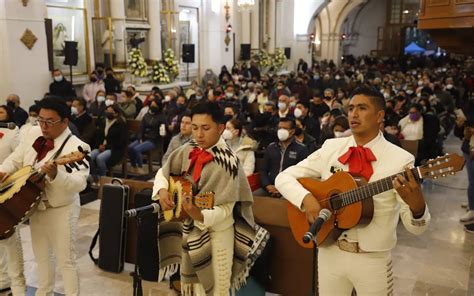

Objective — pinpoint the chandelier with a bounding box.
[237,0,255,10]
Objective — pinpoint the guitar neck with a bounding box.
[332,167,421,210]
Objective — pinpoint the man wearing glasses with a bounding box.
[0,98,90,296]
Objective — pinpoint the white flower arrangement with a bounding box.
[150,61,171,84]
[272,48,287,71]
[127,48,148,78]
[162,48,179,79]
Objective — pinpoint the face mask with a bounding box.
[383,93,390,99]
[406,90,414,95]
[105,112,115,120]
[6,101,15,109]
[54,75,63,82]
[446,84,453,89]
[277,86,283,90]
[164,95,171,102]
[335,75,341,80]
[105,99,114,107]
[225,92,233,98]
[29,116,38,125]
[334,131,344,138]
[294,127,303,136]
[278,102,287,110]
[314,75,320,80]
[417,92,421,98]
[223,114,233,122]
[290,101,296,108]
[418,80,423,86]
[222,129,233,140]
[71,106,78,115]
[422,106,427,112]
[294,108,303,118]
[196,95,203,100]
[97,96,106,103]
[409,113,421,121]
[324,96,332,101]
[277,129,290,142]
[90,77,97,82]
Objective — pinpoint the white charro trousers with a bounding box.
[193,225,235,296]
[0,231,26,296]
[29,199,80,296]
[318,244,394,296]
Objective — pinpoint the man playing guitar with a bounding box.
[276,87,431,295]
[0,98,90,296]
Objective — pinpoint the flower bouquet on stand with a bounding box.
[255,49,271,73]
[272,48,287,72]
[162,48,179,81]
[151,61,171,84]
[128,47,148,84]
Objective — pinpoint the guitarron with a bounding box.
[287,153,465,248]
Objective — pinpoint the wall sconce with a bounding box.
[224,1,231,22]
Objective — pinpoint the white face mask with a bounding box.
[225,92,233,98]
[54,75,63,82]
[334,131,345,138]
[29,116,38,125]
[418,80,423,86]
[277,129,290,142]
[294,108,303,118]
[97,96,106,103]
[383,92,390,99]
[289,101,296,108]
[335,75,341,80]
[105,99,114,107]
[446,84,453,89]
[278,102,287,111]
[164,95,171,102]
[71,106,78,115]
[222,129,233,140]
[406,90,414,95]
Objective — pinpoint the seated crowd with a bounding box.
[3,55,473,198]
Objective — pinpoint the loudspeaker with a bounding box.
[284,47,291,59]
[64,41,78,66]
[182,44,195,63]
[241,44,251,60]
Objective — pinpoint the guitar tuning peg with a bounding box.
[77,146,84,152]
[85,155,91,162]
[64,164,72,173]
[70,162,79,170]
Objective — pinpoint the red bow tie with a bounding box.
[188,147,214,183]
[338,146,377,181]
[32,136,55,162]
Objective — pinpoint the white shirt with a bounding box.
[0,127,19,164]
[275,132,430,251]
[399,115,423,141]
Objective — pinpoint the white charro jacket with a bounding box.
[275,132,431,252]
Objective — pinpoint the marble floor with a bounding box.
[1,134,473,296]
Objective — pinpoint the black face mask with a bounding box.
[97,70,104,75]
[311,103,329,118]
[295,127,303,136]
[7,101,15,109]
[105,112,115,120]
[90,77,97,82]
[149,106,159,113]
[106,73,114,78]
[223,114,233,122]
[324,96,332,101]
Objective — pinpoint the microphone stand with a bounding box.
[310,236,318,296]
[131,213,143,296]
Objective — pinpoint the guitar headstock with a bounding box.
[418,153,465,180]
[194,192,214,209]
[54,146,90,173]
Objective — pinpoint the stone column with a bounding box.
[268,0,276,53]
[110,0,126,64]
[241,10,250,44]
[250,1,259,50]
[148,0,162,61]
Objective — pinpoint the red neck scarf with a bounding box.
[32,136,55,162]
[338,146,377,181]
[188,147,214,183]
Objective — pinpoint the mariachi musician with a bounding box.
[276,87,431,295]
[0,98,90,296]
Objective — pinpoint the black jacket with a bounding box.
[140,112,167,143]
[49,79,75,99]
[104,75,121,94]
[260,139,309,189]
[96,119,128,167]
[72,112,95,145]
[301,115,320,144]
[12,107,28,127]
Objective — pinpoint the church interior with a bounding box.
[0,0,473,295]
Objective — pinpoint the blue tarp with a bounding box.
[404,42,426,54]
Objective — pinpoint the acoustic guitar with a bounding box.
[0,148,89,239]
[163,175,214,222]
[287,153,465,249]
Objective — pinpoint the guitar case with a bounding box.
[89,178,130,273]
[134,188,159,281]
